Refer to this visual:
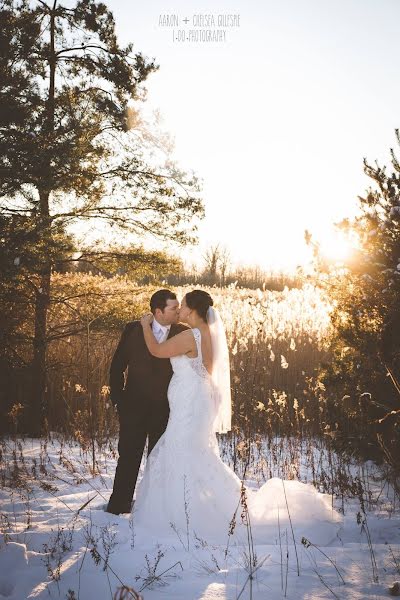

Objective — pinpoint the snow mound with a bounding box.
[0,542,28,597]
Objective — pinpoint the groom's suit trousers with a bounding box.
[107,320,188,514]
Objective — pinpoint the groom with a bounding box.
[106,289,188,515]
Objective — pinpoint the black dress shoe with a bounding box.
[106,501,132,515]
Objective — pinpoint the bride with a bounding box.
[131,290,341,547]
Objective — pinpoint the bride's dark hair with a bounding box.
[185,289,213,322]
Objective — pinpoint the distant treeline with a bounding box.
[55,244,305,291]
[159,266,304,291]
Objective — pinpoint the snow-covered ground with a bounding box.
[0,435,399,600]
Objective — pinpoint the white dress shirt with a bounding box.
[152,319,171,343]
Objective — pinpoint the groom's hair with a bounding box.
[150,289,177,314]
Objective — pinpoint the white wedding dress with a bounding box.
[131,328,341,548]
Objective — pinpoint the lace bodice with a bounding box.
[170,327,209,380]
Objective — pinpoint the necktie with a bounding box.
[159,327,170,343]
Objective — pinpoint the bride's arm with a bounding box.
[141,314,195,358]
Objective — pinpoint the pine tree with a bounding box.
[0,0,204,434]
[320,129,400,463]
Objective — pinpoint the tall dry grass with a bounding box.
[4,274,336,447]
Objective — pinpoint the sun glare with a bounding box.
[319,230,355,264]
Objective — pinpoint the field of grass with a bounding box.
[22,275,333,443]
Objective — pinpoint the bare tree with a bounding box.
[219,245,231,286]
[203,244,220,285]
[202,244,231,286]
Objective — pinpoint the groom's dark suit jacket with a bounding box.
[109,320,188,410]
[107,319,189,514]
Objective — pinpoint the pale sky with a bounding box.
[106,0,400,271]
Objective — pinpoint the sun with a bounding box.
[319,229,356,264]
